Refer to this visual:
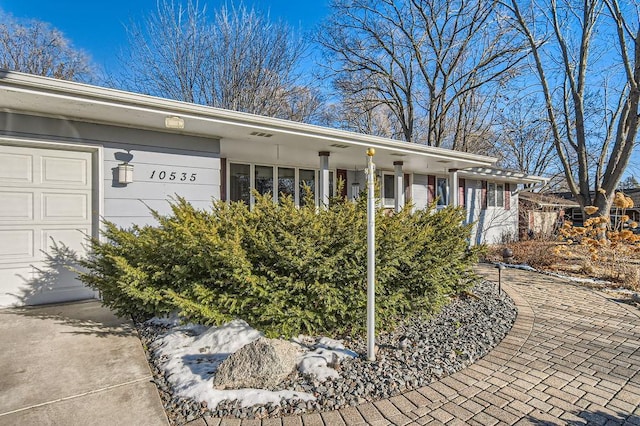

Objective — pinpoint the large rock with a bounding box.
[212,337,299,389]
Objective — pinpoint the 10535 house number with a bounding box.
[149,170,198,182]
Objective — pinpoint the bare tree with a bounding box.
[0,12,93,81]
[494,89,560,184]
[115,0,322,122]
[317,0,527,149]
[505,0,640,218]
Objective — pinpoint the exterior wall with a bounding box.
[0,112,221,306]
[411,174,519,245]
[412,174,430,211]
[466,179,518,245]
[0,112,221,229]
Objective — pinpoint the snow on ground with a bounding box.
[296,337,358,381]
[497,262,614,285]
[148,319,358,410]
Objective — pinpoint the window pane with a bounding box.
[229,163,250,204]
[496,183,504,207]
[255,165,273,197]
[278,167,295,203]
[384,174,395,206]
[488,182,496,207]
[437,178,448,206]
[299,169,315,206]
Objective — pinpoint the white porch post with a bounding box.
[394,161,405,213]
[449,169,459,207]
[319,151,330,209]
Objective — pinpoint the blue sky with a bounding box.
[0,0,329,72]
[1,0,638,180]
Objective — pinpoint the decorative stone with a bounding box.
[212,337,299,389]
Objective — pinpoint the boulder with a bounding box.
[212,337,299,389]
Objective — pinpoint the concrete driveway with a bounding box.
[0,300,168,426]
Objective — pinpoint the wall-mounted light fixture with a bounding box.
[165,116,185,129]
[118,162,134,184]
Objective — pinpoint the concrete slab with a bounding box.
[0,300,167,425]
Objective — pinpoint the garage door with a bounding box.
[0,144,95,307]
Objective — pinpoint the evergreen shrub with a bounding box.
[79,192,481,337]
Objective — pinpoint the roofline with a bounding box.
[0,70,497,166]
[459,167,548,185]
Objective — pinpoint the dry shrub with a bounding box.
[485,240,557,269]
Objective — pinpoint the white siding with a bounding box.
[412,174,430,211]
[0,112,221,306]
[466,179,518,245]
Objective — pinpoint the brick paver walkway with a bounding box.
[191,264,640,426]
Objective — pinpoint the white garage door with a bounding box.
[0,144,95,307]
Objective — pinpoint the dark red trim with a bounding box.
[220,158,227,202]
[505,183,511,210]
[404,173,411,201]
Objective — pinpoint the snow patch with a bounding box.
[150,319,315,409]
[297,336,358,381]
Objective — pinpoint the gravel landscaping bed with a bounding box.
[136,280,516,424]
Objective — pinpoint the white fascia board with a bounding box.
[0,71,497,168]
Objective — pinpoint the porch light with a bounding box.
[118,162,134,184]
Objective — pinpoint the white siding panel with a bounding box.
[466,179,518,245]
[412,174,429,211]
[102,145,220,227]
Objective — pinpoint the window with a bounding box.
[278,167,295,203]
[436,177,448,206]
[383,174,395,207]
[228,163,327,207]
[299,169,315,206]
[229,163,250,204]
[255,165,274,196]
[487,182,505,207]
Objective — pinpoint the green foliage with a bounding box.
[79,193,480,338]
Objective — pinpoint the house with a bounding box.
[553,190,640,227]
[518,192,580,240]
[0,71,546,307]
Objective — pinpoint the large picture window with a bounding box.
[228,163,331,207]
[278,167,295,203]
[299,169,315,206]
[229,163,250,204]
[255,165,274,196]
[383,174,395,207]
[436,177,448,206]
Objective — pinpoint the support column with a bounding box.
[449,168,459,207]
[394,161,405,213]
[319,151,330,209]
